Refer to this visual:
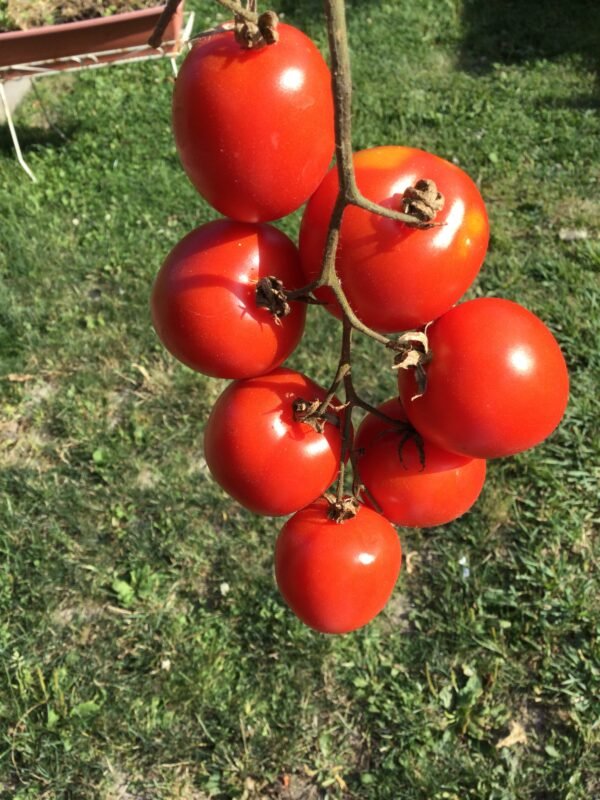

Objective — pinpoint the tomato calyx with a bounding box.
[292,397,340,433]
[323,493,359,524]
[234,9,280,49]
[257,11,280,44]
[400,179,445,225]
[390,330,432,399]
[397,426,426,471]
[255,276,291,321]
[255,276,323,323]
[355,416,425,471]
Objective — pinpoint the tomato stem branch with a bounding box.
[324,0,423,224]
[215,0,259,22]
[335,317,353,501]
[319,361,351,418]
[315,0,440,504]
[285,1,430,348]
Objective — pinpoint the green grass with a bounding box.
[1,1,599,798]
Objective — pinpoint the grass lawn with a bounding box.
[0,0,598,797]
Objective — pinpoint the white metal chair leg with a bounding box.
[0,81,37,182]
[169,11,194,76]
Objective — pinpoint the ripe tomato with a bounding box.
[275,499,402,634]
[299,146,489,332]
[398,298,570,458]
[204,369,344,516]
[172,23,335,222]
[355,398,486,527]
[151,220,306,379]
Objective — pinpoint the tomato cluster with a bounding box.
[151,18,569,635]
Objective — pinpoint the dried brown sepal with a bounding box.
[401,179,445,225]
[395,330,430,353]
[234,10,279,48]
[234,19,262,47]
[255,276,291,322]
[413,363,429,399]
[292,398,339,433]
[328,400,350,413]
[324,493,359,524]
[391,354,430,399]
[392,347,424,371]
[356,420,413,455]
[258,11,279,44]
[397,427,426,472]
[390,330,432,399]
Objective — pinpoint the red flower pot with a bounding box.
[0,3,185,81]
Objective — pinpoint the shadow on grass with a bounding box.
[0,122,79,158]
[459,0,599,105]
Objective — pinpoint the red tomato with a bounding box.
[355,398,486,527]
[204,369,344,516]
[151,220,306,379]
[275,499,402,634]
[398,298,570,458]
[172,23,335,222]
[299,146,489,332]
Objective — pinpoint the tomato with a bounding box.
[398,298,570,458]
[151,220,305,379]
[203,369,344,516]
[355,398,486,527]
[299,146,489,332]
[172,23,335,222]
[275,499,402,634]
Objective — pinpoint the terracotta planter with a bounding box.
[0,3,185,81]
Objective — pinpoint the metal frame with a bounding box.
[0,11,195,181]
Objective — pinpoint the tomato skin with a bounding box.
[151,220,306,379]
[299,146,489,332]
[398,298,570,458]
[204,369,344,516]
[275,499,402,634]
[172,23,335,222]
[356,398,486,527]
